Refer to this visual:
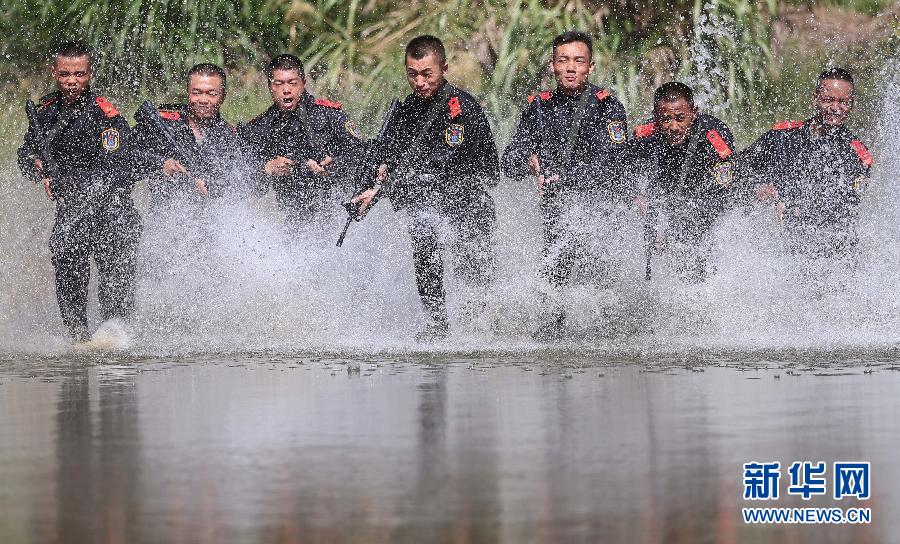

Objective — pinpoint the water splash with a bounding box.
[1,54,896,357]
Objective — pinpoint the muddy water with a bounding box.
[0,353,896,543]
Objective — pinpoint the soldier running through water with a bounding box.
[18,42,142,342]
[350,35,500,341]
[626,82,737,283]
[240,54,364,231]
[742,68,873,261]
[501,31,629,341]
[132,63,252,210]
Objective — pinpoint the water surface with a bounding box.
[1,353,896,543]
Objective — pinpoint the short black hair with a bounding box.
[188,63,227,90]
[653,82,695,107]
[266,54,305,81]
[552,31,593,59]
[816,67,854,92]
[405,35,446,65]
[52,41,93,68]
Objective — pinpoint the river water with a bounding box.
[1,353,897,543]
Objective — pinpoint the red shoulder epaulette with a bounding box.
[850,140,873,168]
[772,120,804,131]
[95,96,119,118]
[448,96,461,119]
[596,88,610,101]
[38,97,57,111]
[158,110,181,121]
[706,129,733,159]
[634,122,656,139]
[527,91,552,103]
[314,98,342,109]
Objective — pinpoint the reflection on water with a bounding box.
[0,354,897,543]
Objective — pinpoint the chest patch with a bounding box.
[445,124,464,147]
[713,161,733,187]
[607,121,626,144]
[101,128,120,152]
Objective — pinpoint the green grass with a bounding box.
[0,0,893,139]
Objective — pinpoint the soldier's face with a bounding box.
[52,55,92,103]
[551,42,594,94]
[268,68,305,112]
[406,53,447,99]
[655,98,698,145]
[188,74,225,121]
[813,79,854,127]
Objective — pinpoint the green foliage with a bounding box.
[0,0,890,130]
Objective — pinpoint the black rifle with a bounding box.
[533,96,561,196]
[643,207,656,280]
[336,99,400,247]
[134,100,200,171]
[25,99,77,195]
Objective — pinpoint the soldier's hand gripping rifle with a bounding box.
[336,99,400,247]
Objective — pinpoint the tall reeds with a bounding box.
[0,0,889,124]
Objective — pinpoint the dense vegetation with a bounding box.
[0,0,895,131]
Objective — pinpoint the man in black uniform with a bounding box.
[132,63,249,208]
[501,31,629,339]
[18,42,141,342]
[743,68,873,259]
[240,54,364,229]
[627,82,736,283]
[350,35,499,341]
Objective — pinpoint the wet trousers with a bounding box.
[406,194,496,324]
[49,194,143,339]
[657,196,720,283]
[539,194,616,287]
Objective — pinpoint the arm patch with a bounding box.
[448,96,461,119]
[773,120,804,130]
[314,98,342,109]
[527,91,552,103]
[95,96,120,118]
[706,129,733,159]
[634,122,656,139]
[850,140,873,167]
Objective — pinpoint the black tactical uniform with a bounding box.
[131,104,251,208]
[18,90,142,341]
[741,120,873,258]
[627,114,736,282]
[370,81,499,336]
[502,84,629,287]
[239,92,364,227]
